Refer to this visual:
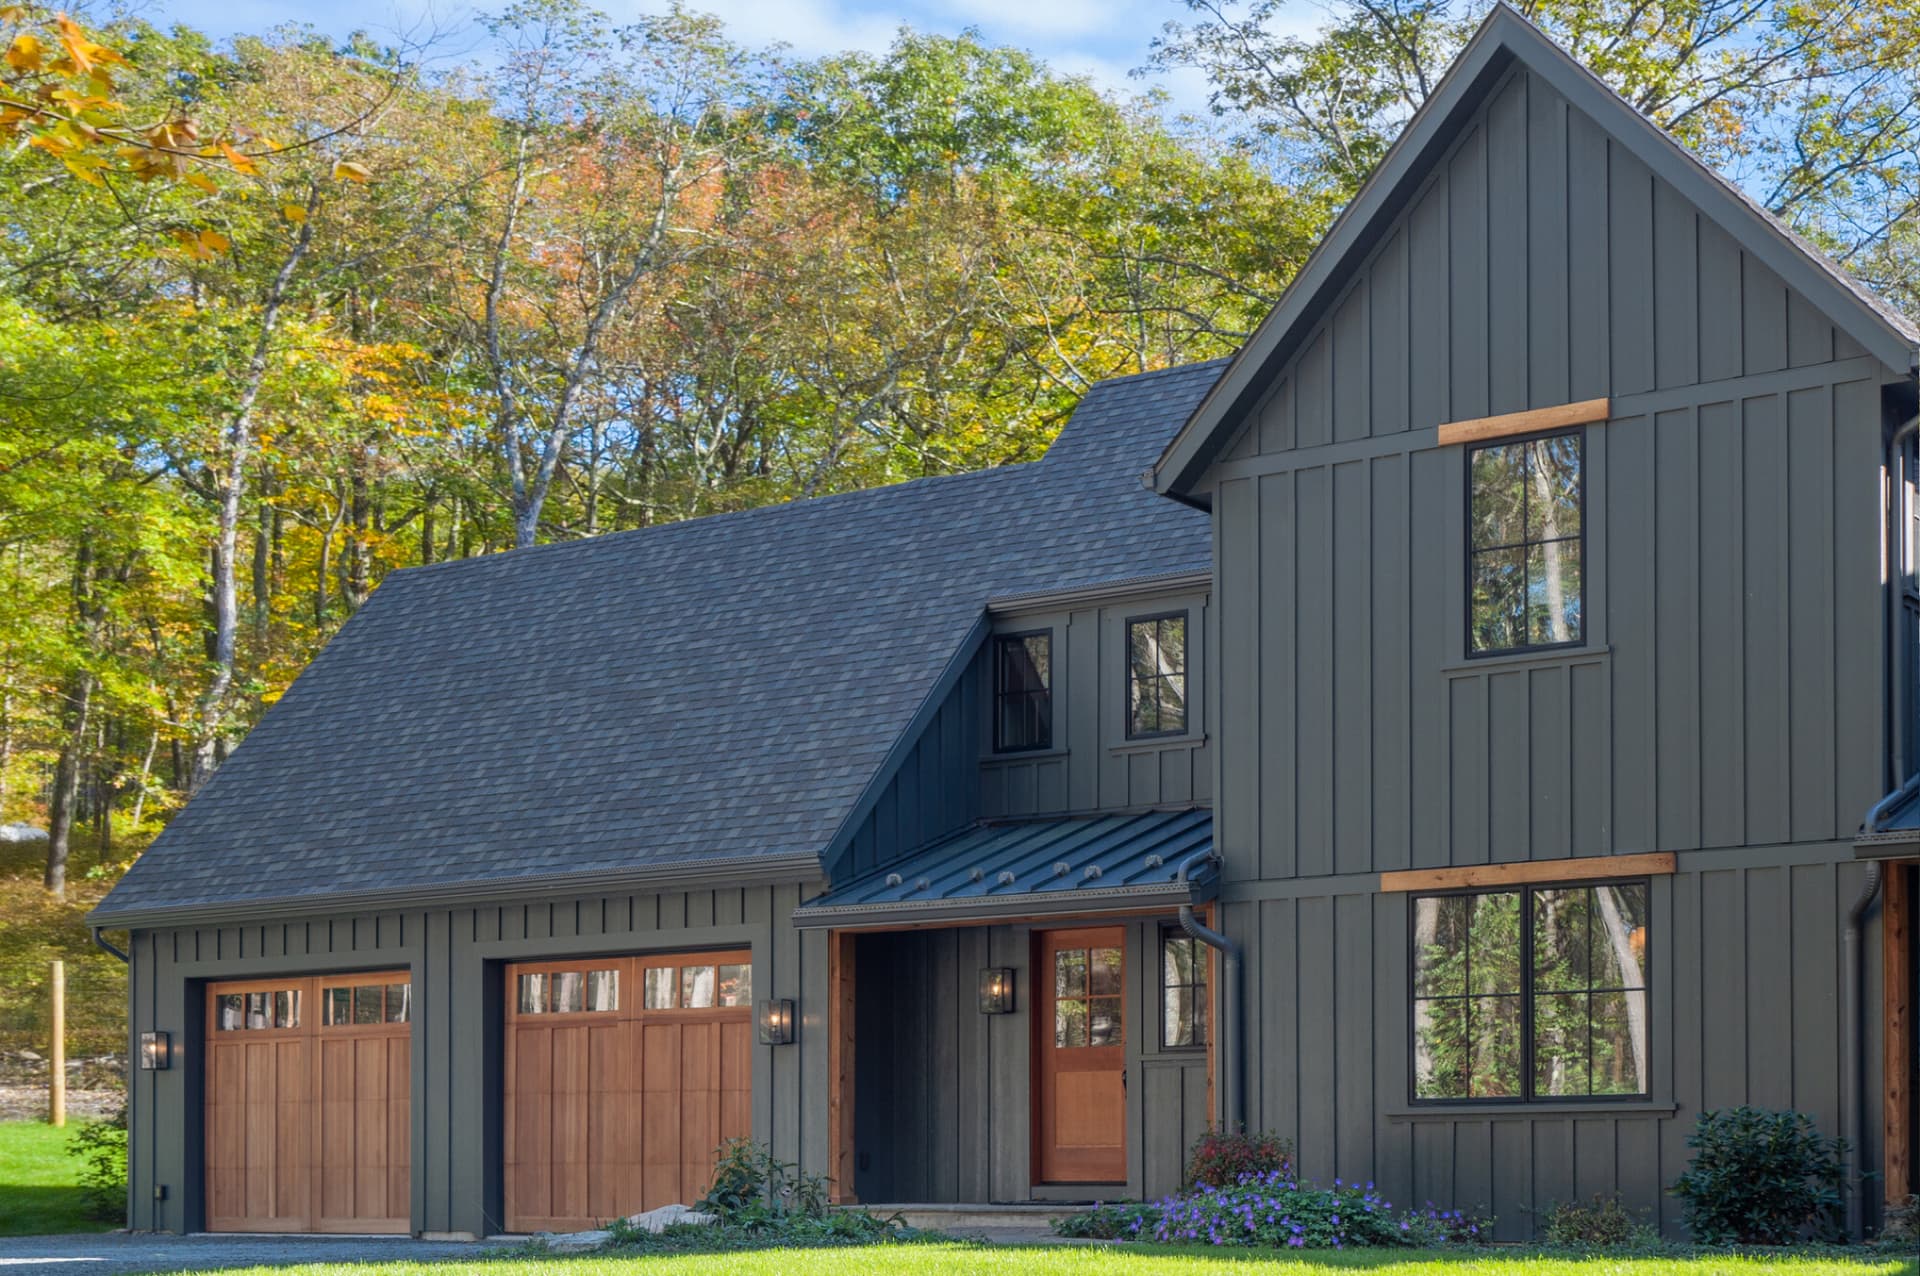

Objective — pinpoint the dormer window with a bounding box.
[993,631,1052,752]
[1468,431,1584,655]
[1126,612,1188,738]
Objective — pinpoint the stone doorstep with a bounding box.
[856,1203,1091,1232]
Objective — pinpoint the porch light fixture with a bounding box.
[756,998,795,1046]
[138,1030,171,1071]
[978,967,1015,1015]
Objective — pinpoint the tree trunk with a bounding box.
[190,194,317,794]
[44,667,94,896]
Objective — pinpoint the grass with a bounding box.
[170,1242,1920,1276]
[0,1119,116,1236]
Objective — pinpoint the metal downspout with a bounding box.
[91,926,129,964]
[1177,849,1242,1132]
[1850,398,1920,1236]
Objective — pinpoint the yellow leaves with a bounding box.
[217,141,259,175]
[171,227,231,261]
[331,158,372,184]
[280,203,306,223]
[50,13,126,76]
[6,30,41,72]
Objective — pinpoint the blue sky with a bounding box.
[116,0,1326,116]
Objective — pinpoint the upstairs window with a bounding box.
[1411,880,1649,1102]
[994,631,1052,752]
[1127,613,1188,738]
[1468,431,1584,655]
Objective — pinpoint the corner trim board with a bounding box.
[1435,398,1610,447]
[1378,851,1676,893]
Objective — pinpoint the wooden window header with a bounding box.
[1437,398,1610,447]
[1380,851,1674,893]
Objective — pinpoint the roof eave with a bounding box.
[88,850,825,932]
[791,876,1218,931]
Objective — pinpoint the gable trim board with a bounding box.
[1150,5,1920,500]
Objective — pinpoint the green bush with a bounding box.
[66,1104,128,1223]
[697,1138,832,1223]
[1669,1107,1846,1245]
[1538,1192,1652,1249]
[1182,1128,1294,1190]
[1051,1202,1159,1240]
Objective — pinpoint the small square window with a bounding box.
[1127,613,1188,738]
[994,631,1052,752]
[1468,431,1584,655]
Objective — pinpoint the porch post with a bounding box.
[1887,862,1914,1205]
[828,930,857,1203]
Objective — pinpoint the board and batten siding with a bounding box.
[1197,59,1911,1239]
[981,592,1211,820]
[854,917,1211,1205]
[1225,851,1886,1240]
[833,661,984,881]
[125,881,827,1236]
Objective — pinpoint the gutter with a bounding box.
[88,850,825,931]
[1849,390,1920,1236]
[792,877,1215,931]
[91,927,129,964]
[1177,849,1243,1133]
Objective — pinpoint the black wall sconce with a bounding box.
[978,967,1015,1015]
[138,1030,172,1070]
[756,998,795,1045]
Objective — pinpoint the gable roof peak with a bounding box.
[1151,2,1920,499]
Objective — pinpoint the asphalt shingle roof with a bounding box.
[94,360,1225,924]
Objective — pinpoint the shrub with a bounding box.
[1669,1106,1846,1245]
[1183,1128,1294,1190]
[1538,1192,1651,1249]
[66,1103,128,1223]
[1053,1171,1491,1249]
[697,1138,832,1222]
[1877,1193,1919,1249]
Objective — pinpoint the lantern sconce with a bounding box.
[139,1030,172,1071]
[978,967,1015,1015]
[756,998,795,1046]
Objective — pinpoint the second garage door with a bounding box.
[504,950,752,1232]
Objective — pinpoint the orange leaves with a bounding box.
[171,227,231,261]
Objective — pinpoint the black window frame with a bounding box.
[1159,925,1208,1051]
[1464,427,1587,658]
[1406,876,1652,1106]
[1125,610,1190,740]
[991,629,1053,753]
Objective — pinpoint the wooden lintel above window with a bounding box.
[1436,398,1611,447]
[1379,851,1675,893]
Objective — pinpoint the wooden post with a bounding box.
[1886,863,1914,1205]
[49,959,65,1128]
[827,931,856,1204]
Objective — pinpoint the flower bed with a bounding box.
[1053,1171,1487,1249]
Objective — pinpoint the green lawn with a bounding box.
[0,1119,115,1236]
[176,1242,1920,1276]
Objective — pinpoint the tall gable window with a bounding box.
[993,631,1052,752]
[1468,431,1584,654]
[1127,612,1188,738]
[1411,880,1649,1102]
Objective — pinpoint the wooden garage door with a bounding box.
[205,973,411,1233]
[505,951,752,1232]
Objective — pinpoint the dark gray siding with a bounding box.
[982,591,1211,819]
[1198,59,1911,1238]
[1225,849,1886,1239]
[125,881,827,1236]
[834,661,984,881]
[854,916,1211,1204]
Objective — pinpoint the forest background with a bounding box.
[3,0,1916,1050]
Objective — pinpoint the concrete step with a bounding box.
[857,1202,1094,1233]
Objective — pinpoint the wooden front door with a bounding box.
[204,973,411,1233]
[504,951,752,1232]
[1035,927,1127,1184]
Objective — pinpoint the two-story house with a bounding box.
[93,6,1919,1240]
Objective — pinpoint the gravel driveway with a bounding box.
[0,1233,497,1276]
